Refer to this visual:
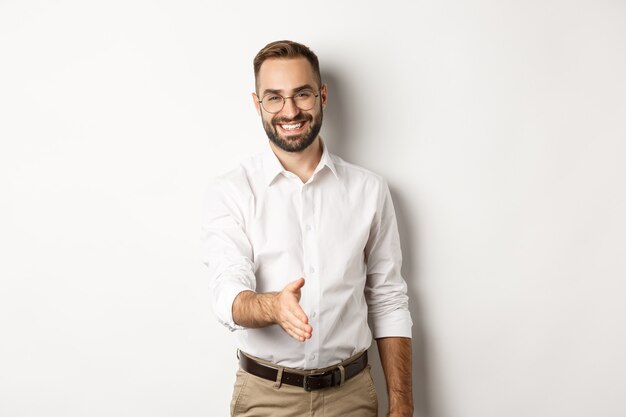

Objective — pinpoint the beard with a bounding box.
[262,108,323,153]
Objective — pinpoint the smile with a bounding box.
[277,121,307,133]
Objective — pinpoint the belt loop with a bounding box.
[274,366,284,389]
[338,364,345,386]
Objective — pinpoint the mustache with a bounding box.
[272,114,312,125]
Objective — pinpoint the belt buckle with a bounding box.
[303,371,333,392]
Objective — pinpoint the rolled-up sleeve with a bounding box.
[201,179,255,331]
[364,180,413,339]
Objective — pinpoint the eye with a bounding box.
[295,91,313,98]
[264,95,281,102]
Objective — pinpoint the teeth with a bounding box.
[281,123,302,130]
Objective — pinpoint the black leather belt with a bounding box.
[239,351,368,391]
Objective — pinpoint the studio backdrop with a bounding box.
[1,1,625,416]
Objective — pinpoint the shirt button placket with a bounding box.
[301,184,320,369]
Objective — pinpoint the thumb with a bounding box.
[285,277,305,293]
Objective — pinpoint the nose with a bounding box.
[280,97,300,118]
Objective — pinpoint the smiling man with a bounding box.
[256,58,323,154]
[202,40,413,417]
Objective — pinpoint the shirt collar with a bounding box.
[262,138,338,186]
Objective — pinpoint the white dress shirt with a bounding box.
[201,139,412,369]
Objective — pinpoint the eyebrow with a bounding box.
[261,84,316,96]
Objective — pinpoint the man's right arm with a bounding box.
[232,278,312,342]
[202,178,311,341]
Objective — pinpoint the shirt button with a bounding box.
[309,266,315,273]
[305,224,312,231]
[310,354,316,360]
[311,311,316,318]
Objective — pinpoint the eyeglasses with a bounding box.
[258,89,320,114]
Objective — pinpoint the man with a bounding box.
[202,40,413,417]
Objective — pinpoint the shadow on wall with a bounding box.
[322,69,432,417]
[320,69,353,161]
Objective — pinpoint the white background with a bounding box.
[1,1,625,416]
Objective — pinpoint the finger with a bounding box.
[282,320,309,341]
[286,308,311,330]
[287,304,309,325]
[279,294,308,323]
[281,323,300,341]
[285,328,305,342]
[285,277,305,293]
[281,312,312,337]
[286,311,312,337]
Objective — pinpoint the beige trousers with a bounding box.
[230,354,378,417]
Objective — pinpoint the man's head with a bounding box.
[253,40,322,91]
[252,40,327,153]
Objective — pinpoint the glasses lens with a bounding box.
[293,90,316,111]
[262,94,284,113]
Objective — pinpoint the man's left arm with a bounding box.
[377,337,413,417]
[364,179,414,417]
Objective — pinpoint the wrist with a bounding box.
[388,406,413,417]
[388,396,413,416]
[264,291,280,325]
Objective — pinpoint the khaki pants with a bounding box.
[230,355,378,417]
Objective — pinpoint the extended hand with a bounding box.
[273,278,312,342]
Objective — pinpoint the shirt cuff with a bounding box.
[214,281,251,332]
[370,309,413,339]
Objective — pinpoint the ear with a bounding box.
[320,83,328,110]
[252,92,262,116]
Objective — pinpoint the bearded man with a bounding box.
[202,40,414,417]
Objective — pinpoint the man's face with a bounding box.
[253,57,327,153]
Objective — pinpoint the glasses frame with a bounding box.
[257,89,321,114]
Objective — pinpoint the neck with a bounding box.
[269,137,323,183]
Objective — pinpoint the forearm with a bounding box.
[231,279,312,341]
[376,337,413,416]
[232,290,278,328]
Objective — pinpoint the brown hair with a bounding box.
[253,40,322,92]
